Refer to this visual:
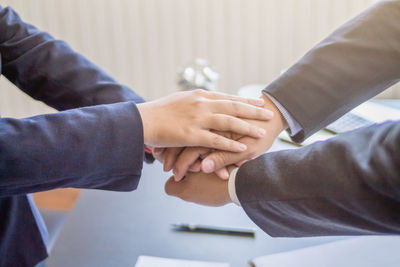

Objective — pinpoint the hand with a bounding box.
[164,168,234,207]
[137,89,274,151]
[162,131,236,177]
[201,94,287,173]
[168,94,288,180]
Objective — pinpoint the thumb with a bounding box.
[164,176,182,197]
[201,151,242,174]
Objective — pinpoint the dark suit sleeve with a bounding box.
[263,0,400,143]
[0,6,148,196]
[236,121,400,237]
[0,101,145,197]
[0,6,144,110]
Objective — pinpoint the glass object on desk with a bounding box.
[178,58,219,91]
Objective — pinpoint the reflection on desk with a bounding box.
[47,154,345,267]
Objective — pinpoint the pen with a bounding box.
[171,223,255,238]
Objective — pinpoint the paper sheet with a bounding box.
[135,256,229,267]
[251,236,400,267]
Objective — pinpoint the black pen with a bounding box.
[171,223,255,238]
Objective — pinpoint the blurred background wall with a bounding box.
[1,0,398,119]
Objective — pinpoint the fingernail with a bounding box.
[221,169,229,180]
[263,110,274,119]
[173,172,181,181]
[164,163,171,172]
[239,144,247,151]
[202,159,215,173]
[258,128,266,137]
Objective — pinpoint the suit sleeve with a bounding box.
[263,0,400,143]
[236,121,400,237]
[0,6,144,110]
[0,101,145,197]
[0,6,148,196]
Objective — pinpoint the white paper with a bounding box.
[351,101,400,123]
[135,256,229,267]
[251,236,400,267]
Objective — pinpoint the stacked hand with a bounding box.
[165,168,234,207]
[137,89,273,151]
[158,93,288,206]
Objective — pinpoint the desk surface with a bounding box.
[47,139,346,267]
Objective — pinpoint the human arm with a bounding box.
[171,0,400,176]
[0,6,275,197]
[235,121,400,236]
[165,121,400,236]
[0,6,143,109]
[168,93,287,180]
[263,0,400,143]
[0,6,149,196]
[0,102,144,197]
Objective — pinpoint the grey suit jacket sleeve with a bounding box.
[236,121,400,237]
[264,0,400,143]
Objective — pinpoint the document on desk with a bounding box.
[250,236,400,267]
[135,256,229,267]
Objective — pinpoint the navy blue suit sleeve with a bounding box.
[0,6,148,196]
[0,101,144,197]
[0,6,144,110]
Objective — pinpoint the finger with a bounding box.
[215,167,230,180]
[189,160,202,172]
[201,150,246,173]
[209,114,266,138]
[210,100,274,121]
[201,90,265,107]
[163,147,184,172]
[174,147,210,181]
[198,131,248,152]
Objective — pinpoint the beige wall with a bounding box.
[1,0,398,118]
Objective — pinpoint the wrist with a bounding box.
[137,102,153,145]
[261,94,288,135]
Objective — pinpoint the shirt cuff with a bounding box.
[263,92,303,136]
[228,168,241,206]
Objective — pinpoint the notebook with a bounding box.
[135,256,229,267]
[250,236,400,267]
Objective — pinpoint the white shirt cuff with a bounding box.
[228,168,241,206]
[263,92,303,136]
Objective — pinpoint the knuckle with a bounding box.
[255,107,263,117]
[230,101,239,111]
[212,153,228,167]
[193,89,206,96]
[227,116,235,125]
[211,135,222,147]
[250,125,259,135]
